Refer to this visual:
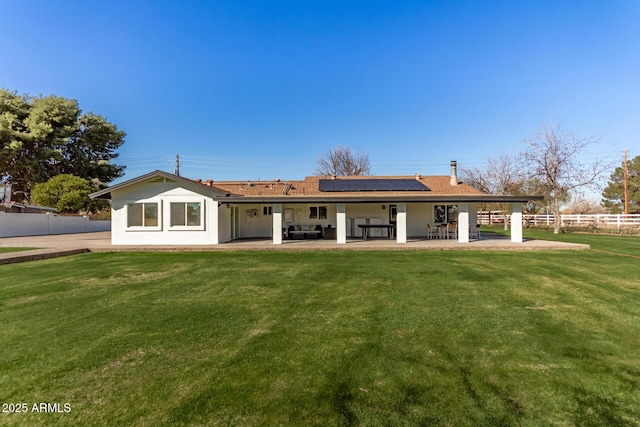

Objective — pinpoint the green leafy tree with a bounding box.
[59,112,126,183]
[0,89,125,202]
[31,174,108,214]
[601,155,640,214]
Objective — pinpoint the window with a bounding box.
[309,205,328,220]
[263,206,272,216]
[127,203,158,227]
[447,205,458,223]
[170,202,201,227]
[434,205,458,224]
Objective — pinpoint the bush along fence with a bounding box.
[479,213,640,232]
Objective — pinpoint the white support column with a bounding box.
[272,203,283,245]
[511,203,523,243]
[396,203,407,243]
[211,200,219,244]
[336,203,347,244]
[458,203,470,243]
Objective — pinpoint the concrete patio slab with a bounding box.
[0,231,589,264]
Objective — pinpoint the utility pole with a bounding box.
[623,150,629,215]
[174,154,180,176]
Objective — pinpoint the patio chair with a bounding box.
[426,224,436,239]
[445,223,457,240]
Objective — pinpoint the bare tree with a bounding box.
[460,154,524,229]
[522,120,609,234]
[316,146,371,176]
[564,197,607,214]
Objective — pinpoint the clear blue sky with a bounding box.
[2,0,638,184]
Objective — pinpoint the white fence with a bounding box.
[479,213,640,229]
[0,212,110,238]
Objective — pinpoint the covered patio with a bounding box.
[224,198,533,246]
[217,233,588,251]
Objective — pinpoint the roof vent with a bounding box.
[415,173,422,180]
[196,178,202,183]
[247,181,253,187]
[450,161,459,186]
[274,178,280,182]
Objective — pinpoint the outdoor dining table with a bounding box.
[358,224,395,240]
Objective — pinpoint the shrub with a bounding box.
[31,174,108,214]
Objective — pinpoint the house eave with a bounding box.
[213,194,543,204]
[90,170,238,200]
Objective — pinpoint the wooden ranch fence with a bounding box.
[478,213,640,230]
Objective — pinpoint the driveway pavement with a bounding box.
[0,231,113,250]
[0,232,112,264]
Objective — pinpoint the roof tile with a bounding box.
[203,175,484,197]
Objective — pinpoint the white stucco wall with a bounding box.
[218,203,232,243]
[237,205,273,238]
[344,203,389,237]
[341,203,432,238]
[282,204,337,227]
[221,203,340,240]
[406,203,431,237]
[110,181,224,245]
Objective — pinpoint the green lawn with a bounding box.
[1,236,639,426]
[0,247,37,254]
[484,226,640,256]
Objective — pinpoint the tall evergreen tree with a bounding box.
[601,155,640,214]
[0,89,125,202]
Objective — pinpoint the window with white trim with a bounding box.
[170,202,202,227]
[128,202,158,227]
[309,205,328,220]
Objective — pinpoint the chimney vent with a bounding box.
[450,161,458,186]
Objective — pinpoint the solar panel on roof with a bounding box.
[319,179,430,192]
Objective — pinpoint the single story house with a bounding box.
[90,161,541,246]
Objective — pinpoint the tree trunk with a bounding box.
[553,195,561,234]
[502,202,509,230]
